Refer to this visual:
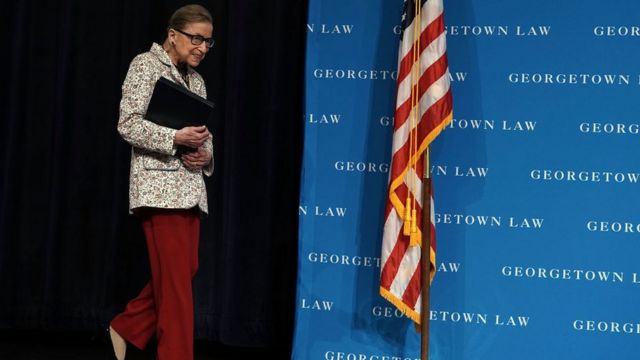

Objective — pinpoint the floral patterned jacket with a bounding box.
[117,43,214,214]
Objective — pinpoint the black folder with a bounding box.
[145,76,214,130]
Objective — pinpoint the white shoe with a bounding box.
[109,325,127,360]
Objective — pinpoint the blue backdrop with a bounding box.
[293,1,640,359]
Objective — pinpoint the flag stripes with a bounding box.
[380,0,453,323]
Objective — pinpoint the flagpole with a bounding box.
[420,148,432,360]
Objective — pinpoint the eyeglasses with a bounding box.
[173,28,215,48]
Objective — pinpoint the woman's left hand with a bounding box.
[181,148,212,171]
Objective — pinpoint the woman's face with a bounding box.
[169,22,213,68]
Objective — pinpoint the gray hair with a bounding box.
[168,4,213,31]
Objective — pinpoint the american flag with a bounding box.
[380,0,453,323]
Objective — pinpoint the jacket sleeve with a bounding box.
[117,55,177,155]
[203,138,214,177]
[196,74,214,177]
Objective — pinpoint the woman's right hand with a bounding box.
[174,126,211,148]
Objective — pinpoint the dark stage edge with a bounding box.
[0,330,290,359]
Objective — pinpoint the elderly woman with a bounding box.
[109,4,215,360]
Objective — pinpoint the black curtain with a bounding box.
[0,0,306,352]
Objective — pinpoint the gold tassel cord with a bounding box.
[403,196,412,235]
[409,0,422,247]
[404,0,419,239]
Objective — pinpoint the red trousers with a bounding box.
[111,208,200,360]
